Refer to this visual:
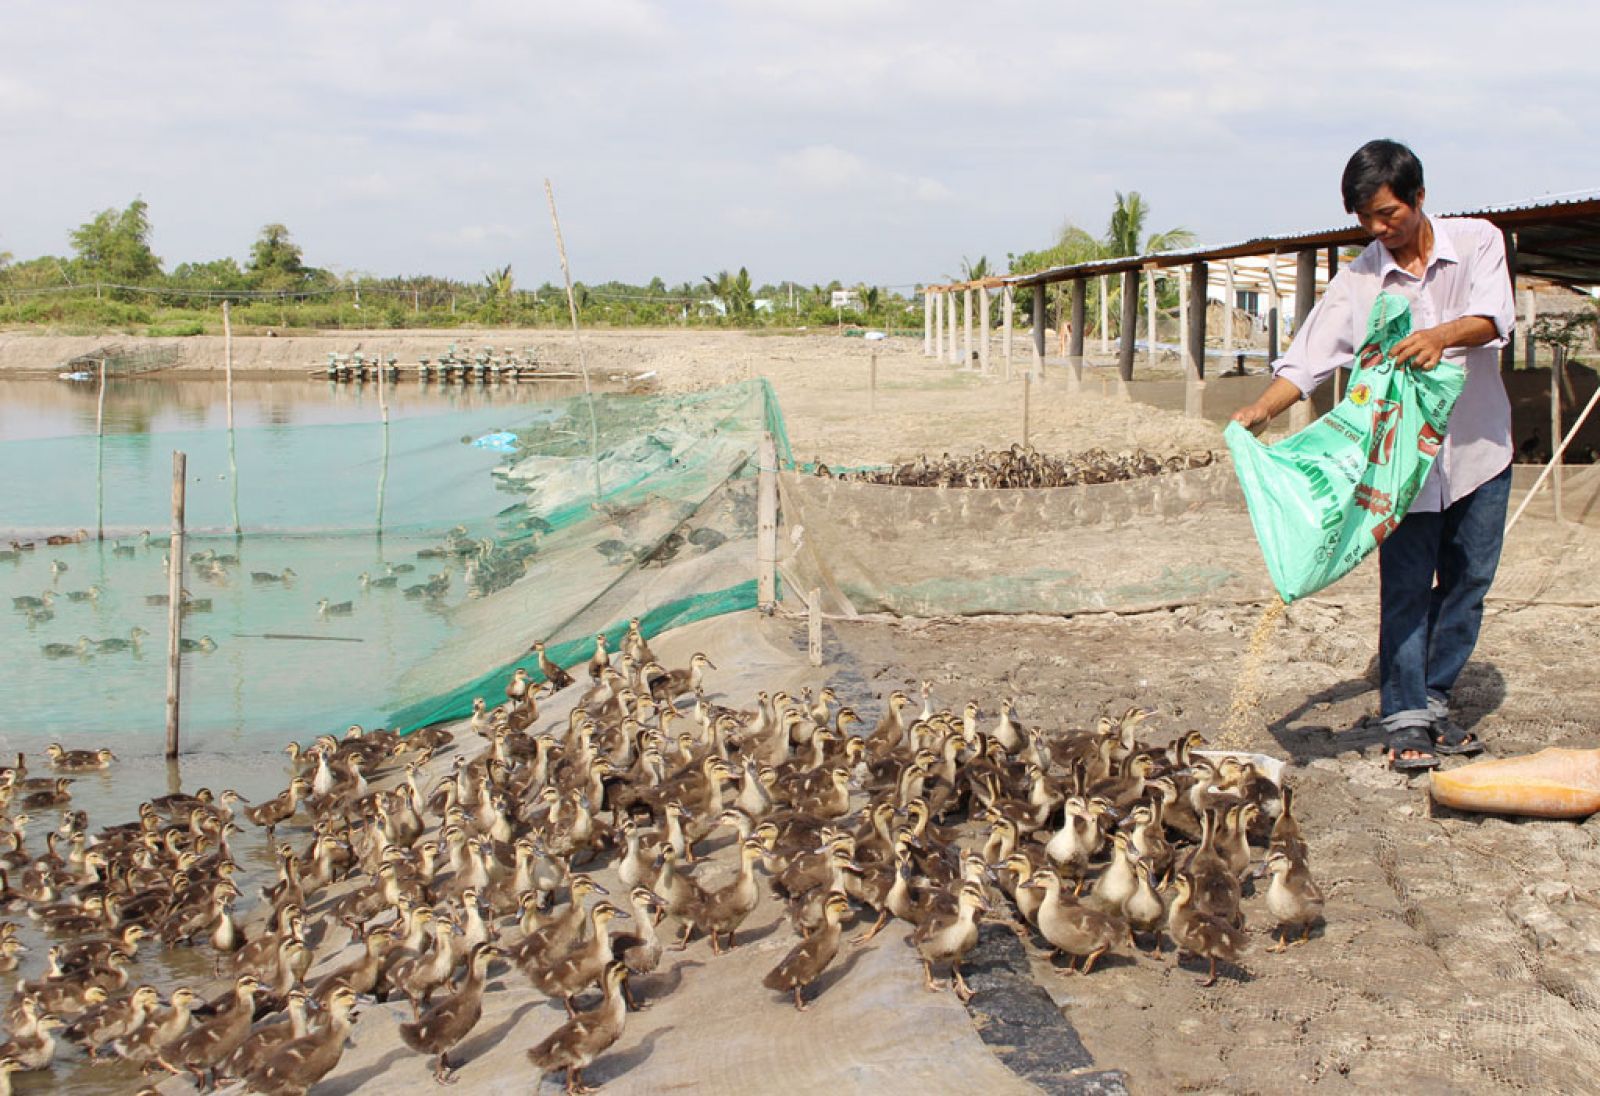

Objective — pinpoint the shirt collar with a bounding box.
[1377,214,1456,279]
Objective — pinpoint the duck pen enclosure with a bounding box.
[0,380,787,751]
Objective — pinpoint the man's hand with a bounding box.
[1360,326,1450,371]
[1230,402,1273,432]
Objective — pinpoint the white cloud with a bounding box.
[778,146,868,190]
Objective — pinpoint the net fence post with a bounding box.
[166,450,186,759]
[807,587,823,666]
[758,432,777,608]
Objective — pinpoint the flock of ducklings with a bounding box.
[0,622,1324,1095]
[813,443,1217,488]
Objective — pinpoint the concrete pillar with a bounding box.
[1099,274,1110,355]
[1267,255,1281,365]
[1002,286,1014,379]
[1222,260,1235,354]
[1068,278,1086,389]
[1288,250,1316,431]
[1031,285,1046,377]
[1145,267,1158,372]
[978,286,991,374]
[934,291,945,359]
[940,288,953,364]
[1118,269,1138,383]
[962,288,974,369]
[923,290,933,356]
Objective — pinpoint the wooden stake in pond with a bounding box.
[869,351,878,413]
[165,450,186,759]
[96,357,107,541]
[544,179,604,502]
[807,586,822,667]
[1022,373,1031,448]
[224,301,241,535]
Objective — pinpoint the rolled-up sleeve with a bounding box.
[1272,270,1353,400]
[1464,225,1514,350]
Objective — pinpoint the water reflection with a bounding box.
[0,375,593,440]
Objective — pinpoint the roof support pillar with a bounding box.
[1501,230,1517,372]
[962,288,973,369]
[1288,249,1318,431]
[933,290,944,359]
[1002,286,1015,379]
[1145,267,1159,372]
[1118,270,1138,383]
[923,289,933,356]
[1222,260,1235,354]
[1068,277,1086,390]
[979,286,991,375]
[1098,275,1110,356]
[948,290,960,365]
[1031,285,1046,378]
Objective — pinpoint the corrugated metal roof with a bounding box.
[984,192,1600,290]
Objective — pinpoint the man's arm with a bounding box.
[1368,315,1499,372]
[1232,377,1306,431]
[1231,271,1353,431]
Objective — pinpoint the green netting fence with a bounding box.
[0,379,789,751]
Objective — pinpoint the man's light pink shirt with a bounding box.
[1271,215,1516,512]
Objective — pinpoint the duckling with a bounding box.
[62,584,102,603]
[316,598,354,617]
[911,881,988,1001]
[154,973,259,1086]
[764,890,852,1011]
[533,640,576,691]
[224,988,310,1080]
[115,985,199,1064]
[31,981,108,1022]
[1087,832,1139,914]
[526,960,630,1096]
[1122,861,1166,952]
[178,635,217,653]
[1269,784,1308,863]
[609,887,666,1007]
[45,744,116,771]
[40,637,92,660]
[398,942,505,1084]
[390,912,459,1013]
[1168,873,1248,987]
[21,778,74,810]
[358,571,400,589]
[245,983,358,1095]
[246,778,310,836]
[587,634,610,683]
[0,1055,17,1096]
[66,983,160,1060]
[0,1013,65,1072]
[1026,869,1122,974]
[679,837,766,954]
[1264,850,1324,951]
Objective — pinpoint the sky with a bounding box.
[2,1,1597,289]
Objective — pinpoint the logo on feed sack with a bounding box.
[1349,383,1371,406]
[1368,401,1400,466]
[1353,483,1394,517]
[1417,422,1443,458]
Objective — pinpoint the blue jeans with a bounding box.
[1378,463,1512,731]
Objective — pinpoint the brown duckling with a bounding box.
[0,1013,65,1072]
[679,837,765,954]
[66,983,160,1060]
[154,973,259,1086]
[1026,869,1122,975]
[529,901,629,1014]
[21,778,74,811]
[246,778,311,836]
[764,891,852,1011]
[910,881,988,1001]
[115,986,199,1063]
[1264,850,1324,951]
[390,912,459,1014]
[45,745,116,772]
[1122,861,1166,952]
[0,1056,20,1096]
[533,640,576,691]
[1168,873,1248,987]
[398,942,506,1084]
[526,960,630,1095]
[1269,784,1308,863]
[245,983,359,1096]
[224,988,310,1080]
[608,887,666,1008]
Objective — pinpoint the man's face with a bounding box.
[1355,184,1425,253]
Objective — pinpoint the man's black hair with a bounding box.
[1341,139,1424,213]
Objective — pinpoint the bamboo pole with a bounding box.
[807,587,823,666]
[224,301,241,536]
[757,432,777,607]
[1022,373,1031,448]
[1551,345,1565,521]
[544,179,604,501]
[165,451,186,759]
[1507,362,1600,534]
[96,358,107,542]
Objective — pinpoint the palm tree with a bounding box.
[1058,192,1196,336]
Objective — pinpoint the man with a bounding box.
[1232,139,1515,771]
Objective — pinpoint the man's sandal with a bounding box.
[1387,726,1441,772]
[1431,719,1485,757]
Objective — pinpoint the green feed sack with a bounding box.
[1225,293,1465,603]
